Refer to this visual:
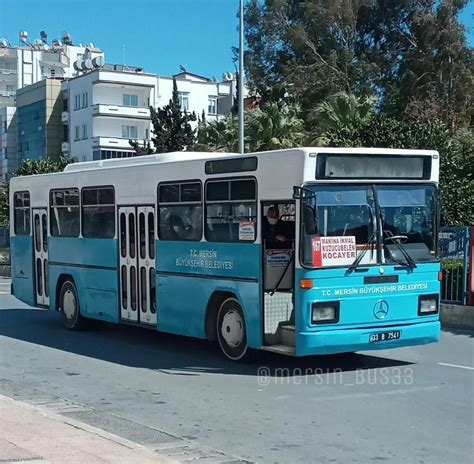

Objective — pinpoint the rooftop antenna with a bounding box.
[122,44,125,66]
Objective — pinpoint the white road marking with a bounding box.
[438,362,474,371]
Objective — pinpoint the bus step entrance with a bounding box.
[280,324,295,346]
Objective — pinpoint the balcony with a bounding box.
[0,90,16,97]
[61,111,69,124]
[91,104,150,120]
[61,142,69,153]
[91,136,150,150]
[0,68,17,79]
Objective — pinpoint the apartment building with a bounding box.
[0,32,105,179]
[15,79,63,172]
[62,66,233,161]
[0,106,17,179]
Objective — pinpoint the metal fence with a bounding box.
[439,226,470,305]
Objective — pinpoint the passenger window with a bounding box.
[205,179,257,243]
[13,191,31,235]
[82,187,115,238]
[50,189,80,237]
[158,182,202,241]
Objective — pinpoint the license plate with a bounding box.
[369,331,401,343]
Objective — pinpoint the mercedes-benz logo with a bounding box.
[373,300,389,320]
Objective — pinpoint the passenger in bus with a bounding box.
[263,206,293,249]
[163,215,184,241]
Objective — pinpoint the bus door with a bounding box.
[261,202,295,349]
[33,208,49,306]
[118,206,157,325]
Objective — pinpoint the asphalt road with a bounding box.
[0,282,473,463]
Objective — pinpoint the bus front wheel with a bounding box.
[59,280,87,330]
[217,298,252,361]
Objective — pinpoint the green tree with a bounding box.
[244,0,473,130]
[132,78,197,154]
[361,0,474,130]
[0,156,75,229]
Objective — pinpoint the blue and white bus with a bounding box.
[10,148,441,360]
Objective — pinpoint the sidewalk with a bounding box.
[0,395,170,464]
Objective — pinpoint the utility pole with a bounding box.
[238,0,244,154]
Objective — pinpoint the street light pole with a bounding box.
[238,0,244,154]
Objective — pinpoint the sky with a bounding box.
[0,0,473,80]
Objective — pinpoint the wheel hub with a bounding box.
[221,310,244,348]
[63,289,76,319]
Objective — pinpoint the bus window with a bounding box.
[34,214,41,252]
[129,213,136,259]
[13,191,30,235]
[140,266,147,312]
[149,268,156,314]
[158,181,202,241]
[120,213,126,257]
[50,189,80,237]
[148,212,155,259]
[82,187,115,238]
[139,213,146,259]
[42,214,48,252]
[205,179,257,243]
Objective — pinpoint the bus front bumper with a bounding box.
[296,320,441,356]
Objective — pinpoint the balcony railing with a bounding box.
[91,136,151,149]
[0,67,17,75]
[91,104,150,119]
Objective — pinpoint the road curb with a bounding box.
[440,303,474,331]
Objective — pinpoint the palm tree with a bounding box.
[245,102,305,152]
[196,115,240,153]
[309,92,376,135]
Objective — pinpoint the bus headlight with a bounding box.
[312,302,340,324]
[418,295,439,315]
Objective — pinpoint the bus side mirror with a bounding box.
[293,186,316,200]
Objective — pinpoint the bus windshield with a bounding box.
[301,184,437,267]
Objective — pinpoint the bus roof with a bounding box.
[61,147,438,174]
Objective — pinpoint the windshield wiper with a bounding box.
[346,231,377,275]
[383,232,417,269]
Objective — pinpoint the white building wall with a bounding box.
[64,69,233,162]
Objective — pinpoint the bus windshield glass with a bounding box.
[301,184,437,267]
[378,185,437,263]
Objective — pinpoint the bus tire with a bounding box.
[59,280,87,330]
[216,298,252,362]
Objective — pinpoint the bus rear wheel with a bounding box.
[59,280,87,330]
[217,298,252,361]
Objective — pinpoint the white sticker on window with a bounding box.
[239,221,255,241]
[312,236,356,267]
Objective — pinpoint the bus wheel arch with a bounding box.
[58,277,88,330]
